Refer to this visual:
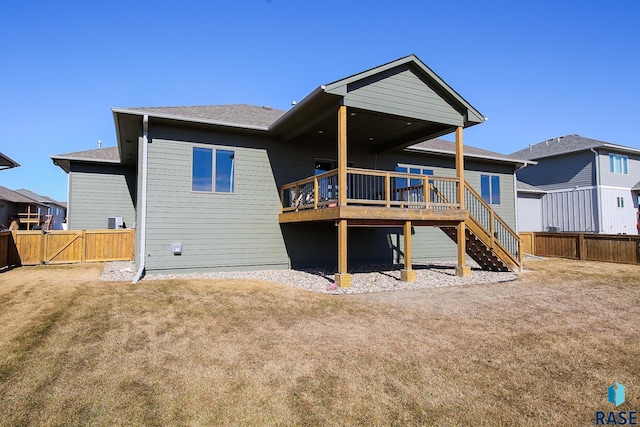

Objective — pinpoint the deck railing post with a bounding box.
[490,210,495,249]
[423,176,429,208]
[385,173,391,207]
[314,175,319,209]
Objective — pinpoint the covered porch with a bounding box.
[271,55,506,286]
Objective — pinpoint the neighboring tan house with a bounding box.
[0,152,19,171]
[52,55,529,283]
[511,134,640,234]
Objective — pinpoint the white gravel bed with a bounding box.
[100,261,517,294]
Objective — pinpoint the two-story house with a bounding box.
[511,134,640,234]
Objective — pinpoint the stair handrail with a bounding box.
[463,182,521,266]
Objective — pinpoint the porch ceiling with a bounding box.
[284,105,456,152]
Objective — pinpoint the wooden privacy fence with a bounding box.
[0,229,135,267]
[520,232,640,265]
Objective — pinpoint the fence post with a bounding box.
[40,230,46,265]
[578,233,586,260]
[81,230,87,262]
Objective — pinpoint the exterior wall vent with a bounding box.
[108,216,124,229]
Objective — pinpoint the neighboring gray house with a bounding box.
[0,186,49,229]
[14,189,67,227]
[511,134,640,234]
[53,55,528,282]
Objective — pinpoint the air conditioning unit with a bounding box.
[108,216,124,229]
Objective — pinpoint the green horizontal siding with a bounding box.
[135,123,518,273]
[336,66,463,126]
[143,137,289,273]
[68,164,136,230]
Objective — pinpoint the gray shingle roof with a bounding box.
[14,189,65,206]
[113,104,287,131]
[408,138,531,165]
[0,186,41,204]
[510,134,640,160]
[51,146,120,162]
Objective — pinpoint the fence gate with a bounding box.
[44,230,85,264]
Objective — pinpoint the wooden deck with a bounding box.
[279,167,523,274]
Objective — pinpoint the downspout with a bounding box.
[132,115,149,284]
[66,170,71,229]
[590,148,602,233]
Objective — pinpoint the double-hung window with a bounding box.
[480,174,501,205]
[609,154,628,174]
[192,147,235,193]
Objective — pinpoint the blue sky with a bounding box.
[1,0,639,202]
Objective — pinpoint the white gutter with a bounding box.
[591,148,603,233]
[132,115,149,284]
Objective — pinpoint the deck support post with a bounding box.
[335,105,351,287]
[335,219,351,287]
[455,127,471,277]
[401,221,416,282]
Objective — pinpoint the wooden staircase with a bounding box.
[440,182,522,273]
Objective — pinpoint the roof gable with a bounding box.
[324,55,484,126]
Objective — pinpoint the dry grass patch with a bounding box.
[0,259,638,426]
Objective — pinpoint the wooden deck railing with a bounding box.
[463,182,521,266]
[281,168,460,212]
